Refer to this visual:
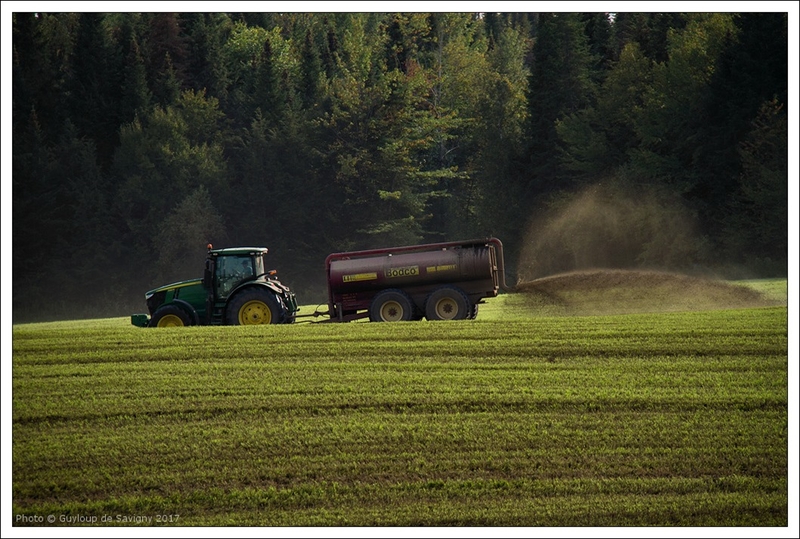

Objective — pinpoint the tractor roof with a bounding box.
[209,247,269,257]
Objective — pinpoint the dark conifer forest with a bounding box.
[11,12,789,322]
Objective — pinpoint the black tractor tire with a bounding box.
[150,304,192,327]
[369,289,415,322]
[425,286,472,321]
[226,288,285,325]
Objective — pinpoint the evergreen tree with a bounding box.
[220,22,295,126]
[183,13,233,101]
[152,52,182,107]
[582,12,616,76]
[67,13,121,167]
[147,13,188,86]
[692,13,788,244]
[12,13,78,144]
[629,13,737,191]
[299,28,324,109]
[473,25,531,245]
[13,107,54,314]
[252,35,278,119]
[119,35,152,124]
[525,13,598,195]
[612,13,687,63]
[556,41,652,178]
[13,116,115,319]
[723,99,788,274]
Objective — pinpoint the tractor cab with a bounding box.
[205,246,270,300]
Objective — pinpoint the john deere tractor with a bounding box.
[131,245,297,327]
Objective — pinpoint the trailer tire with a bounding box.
[227,288,284,325]
[369,289,415,322]
[425,286,471,321]
[150,304,192,327]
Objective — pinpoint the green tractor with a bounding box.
[131,245,298,327]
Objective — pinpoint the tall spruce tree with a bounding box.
[723,99,787,274]
[525,13,598,195]
[68,13,121,167]
[119,35,152,124]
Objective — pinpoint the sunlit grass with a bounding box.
[11,281,788,526]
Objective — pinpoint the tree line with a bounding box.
[12,12,788,322]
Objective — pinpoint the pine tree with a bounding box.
[629,13,737,192]
[120,35,152,124]
[612,13,687,63]
[153,52,182,107]
[526,13,598,193]
[299,28,324,109]
[67,13,120,167]
[724,99,787,273]
[692,13,788,241]
[556,41,652,178]
[147,13,188,86]
[184,13,233,101]
[473,24,531,245]
[12,12,78,144]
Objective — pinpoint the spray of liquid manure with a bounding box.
[513,181,775,315]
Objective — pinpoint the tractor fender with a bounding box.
[230,281,285,300]
[167,299,200,325]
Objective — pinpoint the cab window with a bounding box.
[216,256,254,297]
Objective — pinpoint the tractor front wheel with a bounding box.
[150,305,191,327]
[226,288,284,325]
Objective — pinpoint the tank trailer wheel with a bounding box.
[425,286,472,321]
[150,304,192,327]
[369,289,415,322]
[227,288,284,325]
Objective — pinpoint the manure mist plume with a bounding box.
[512,181,779,315]
[517,181,708,282]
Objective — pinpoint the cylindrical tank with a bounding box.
[328,246,492,295]
[325,238,506,321]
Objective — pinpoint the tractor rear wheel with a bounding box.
[150,305,191,327]
[226,288,284,325]
[369,289,415,322]
[425,286,471,321]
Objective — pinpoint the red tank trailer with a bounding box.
[323,237,508,322]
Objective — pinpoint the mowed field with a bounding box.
[11,276,789,527]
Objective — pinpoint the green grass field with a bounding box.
[10,279,789,527]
